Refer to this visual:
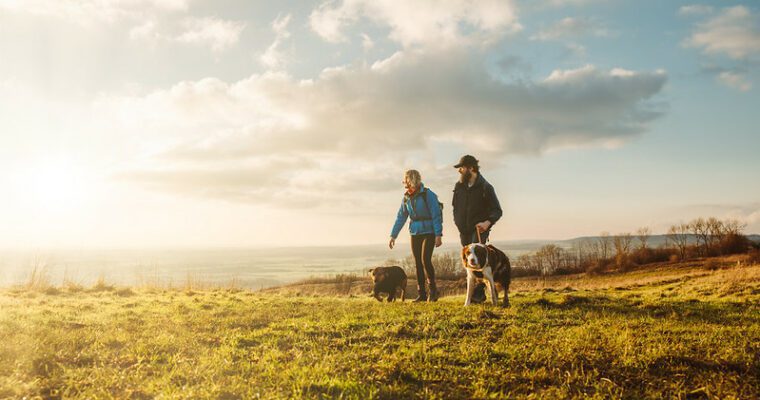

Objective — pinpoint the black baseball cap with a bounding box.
[454,155,479,168]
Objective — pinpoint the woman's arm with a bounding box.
[390,199,409,240]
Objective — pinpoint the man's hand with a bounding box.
[389,237,396,249]
[475,220,492,233]
[435,236,442,248]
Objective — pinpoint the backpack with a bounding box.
[407,189,443,222]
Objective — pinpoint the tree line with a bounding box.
[512,217,754,278]
[384,216,757,280]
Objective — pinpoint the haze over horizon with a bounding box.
[1,0,759,249]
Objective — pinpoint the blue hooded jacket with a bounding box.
[390,184,443,239]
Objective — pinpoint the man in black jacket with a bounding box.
[452,155,503,303]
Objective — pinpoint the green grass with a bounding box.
[1,263,759,399]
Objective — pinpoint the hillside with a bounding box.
[1,256,758,399]
[262,254,757,298]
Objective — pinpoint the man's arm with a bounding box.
[451,184,459,227]
[485,184,503,226]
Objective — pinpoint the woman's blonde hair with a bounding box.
[404,169,422,188]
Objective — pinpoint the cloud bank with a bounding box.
[683,5,759,92]
[104,48,667,207]
[309,0,521,48]
[684,5,760,60]
[1,0,244,52]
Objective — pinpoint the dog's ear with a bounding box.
[368,268,375,275]
[461,246,469,262]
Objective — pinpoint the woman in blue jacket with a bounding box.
[389,169,443,302]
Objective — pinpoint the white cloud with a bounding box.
[309,1,353,43]
[0,0,188,24]
[361,33,375,51]
[259,14,292,70]
[100,50,667,206]
[684,5,760,59]
[1,0,242,52]
[678,5,714,16]
[717,71,752,92]
[531,17,609,41]
[537,0,605,8]
[175,17,245,52]
[309,0,521,48]
[130,16,245,52]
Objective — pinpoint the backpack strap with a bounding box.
[407,189,432,221]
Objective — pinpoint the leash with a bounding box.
[476,227,489,244]
[475,228,490,268]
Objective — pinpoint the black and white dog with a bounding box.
[461,243,511,307]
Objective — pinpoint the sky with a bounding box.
[0,0,758,249]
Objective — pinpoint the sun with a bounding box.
[13,160,93,215]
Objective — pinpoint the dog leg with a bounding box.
[502,285,510,308]
[483,268,498,306]
[464,271,476,306]
[373,290,382,302]
[400,278,407,302]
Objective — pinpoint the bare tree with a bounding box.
[536,244,565,274]
[636,227,651,250]
[722,218,746,236]
[515,254,538,273]
[401,255,416,277]
[613,233,633,269]
[432,251,465,279]
[667,223,690,260]
[597,232,612,260]
[579,239,598,264]
[613,233,633,255]
[705,217,725,251]
[689,217,709,256]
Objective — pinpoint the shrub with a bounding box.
[748,249,760,266]
[704,259,721,271]
[630,247,675,265]
[299,273,362,285]
[511,265,541,278]
[553,265,586,276]
[615,254,632,271]
[716,233,750,255]
[586,259,608,275]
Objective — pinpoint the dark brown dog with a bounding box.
[369,266,407,302]
[461,243,511,307]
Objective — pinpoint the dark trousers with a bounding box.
[459,230,489,246]
[411,234,436,294]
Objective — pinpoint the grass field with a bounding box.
[1,258,759,399]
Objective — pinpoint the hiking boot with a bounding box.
[471,283,486,304]
[428,284,439,302]
[413,294,428,302]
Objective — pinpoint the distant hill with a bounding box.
[489,233,760,254]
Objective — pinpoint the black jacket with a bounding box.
[452,174,503,233]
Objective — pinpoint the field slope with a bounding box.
[1,259,759,399]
